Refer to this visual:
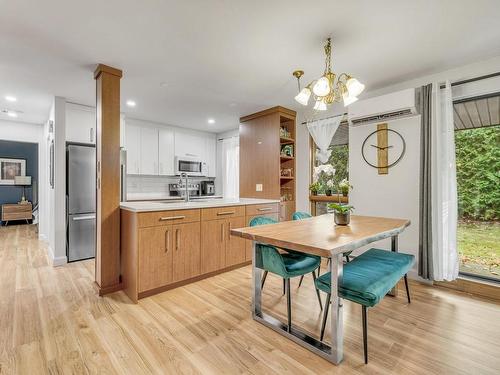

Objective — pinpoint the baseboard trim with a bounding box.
[52,255,68,267]
[435,277,500,302]
[95,282,123,296]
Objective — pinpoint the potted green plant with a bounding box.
[338,179,353,197]
[309,182,321,196]
[325,179,334,196]
[328,203,354,225]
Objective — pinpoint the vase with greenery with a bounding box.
[325,179,335,196]
[309,182,321,196]
[328,203,354,225]
[338,179,353,197]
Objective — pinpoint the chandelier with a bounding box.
[293,38,365,110]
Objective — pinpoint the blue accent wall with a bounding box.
[0,140,38,207]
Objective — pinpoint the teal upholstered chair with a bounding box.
[315,248,415,364]
[250,216,323,331]
[291,211,353,286]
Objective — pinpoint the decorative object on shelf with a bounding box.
[281,168,293,177]
[14,175,31,204]
[280,126,291,139]
[292,38,365,110]
[0,158,26,185]
[309,182,321,196]
[328,203,354,226]
[361,123,406,174]
[339,179,353,197]
[280,144,294,157]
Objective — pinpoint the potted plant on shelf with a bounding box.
[325,179,335,196]
[309,182,321,196]
[338,179,353,197]
[328,203,354,225]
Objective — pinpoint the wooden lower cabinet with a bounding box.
[201,219,226,273]
[172,222,201,282]
[138,226,173,292]
[225,216,246,267]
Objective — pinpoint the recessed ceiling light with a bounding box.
[7,111,18,118]
[5,96,17,102]
[126,100,136,107]
[207,118,215,124]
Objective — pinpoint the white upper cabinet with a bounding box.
[125,123,141,174]
[205,135,216,177]
[174,131,206,159]
[66,103,96,144]
[158,128,175,176]
[122,117,217,177]
[140,127,159,175]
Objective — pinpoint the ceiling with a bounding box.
[1,1,500,132]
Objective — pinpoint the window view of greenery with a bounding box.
[455,125,499,281]
[313,144,349,194]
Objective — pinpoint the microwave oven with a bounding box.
[174,156,207,176]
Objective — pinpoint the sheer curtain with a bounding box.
[306,116,342,163]
[221,137,239,199]
[431,81,459,281]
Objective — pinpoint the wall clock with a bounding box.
[361,123,406,174]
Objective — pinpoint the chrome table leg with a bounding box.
[251,240,344,365]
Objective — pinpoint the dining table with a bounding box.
[230,214,410,364]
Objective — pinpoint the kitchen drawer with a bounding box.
[201,205,245,221]
[138,209,200,227]
[245,203,279,216]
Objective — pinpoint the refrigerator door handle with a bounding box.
[72,215,96,221]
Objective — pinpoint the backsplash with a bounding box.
[127,175,215,196]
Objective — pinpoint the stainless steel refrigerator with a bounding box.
[66,144,96,262]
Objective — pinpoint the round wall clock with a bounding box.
[361,127,406,172]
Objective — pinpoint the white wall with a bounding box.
[0,119,47,237]
[348,116,421,276]
[43,97,67,266]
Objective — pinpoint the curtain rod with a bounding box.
[440,71,500,89]
[300,112,348,125]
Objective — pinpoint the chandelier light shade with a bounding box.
[313,99,327,111]
[293,38,365,111]
[295,87,312,106]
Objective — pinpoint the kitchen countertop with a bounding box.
[120,198,280,212]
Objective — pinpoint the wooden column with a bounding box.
[94,64,122,295]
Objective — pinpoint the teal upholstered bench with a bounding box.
[315,248,415,363]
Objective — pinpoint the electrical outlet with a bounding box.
[256,184,263,192]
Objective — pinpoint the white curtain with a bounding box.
[221,137,239,199]
[306,116,342,163]
[431,81,459,281]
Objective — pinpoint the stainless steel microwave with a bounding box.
[174,156,207,176]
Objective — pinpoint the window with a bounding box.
[310,122,349,214]
[454,94,500,282]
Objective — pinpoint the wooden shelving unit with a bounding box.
[240,106,296,221]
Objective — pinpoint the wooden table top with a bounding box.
[230,214,410,258]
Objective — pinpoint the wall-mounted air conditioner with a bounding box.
[348,88,418,126]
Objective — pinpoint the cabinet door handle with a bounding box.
[159,215,185,221]
[175,229,180,251]
[258,207,273,212]
[217,211,235,216]
[90,128,94,143]
[165,229,170,253]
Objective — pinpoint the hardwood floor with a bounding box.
[1,225,499,374]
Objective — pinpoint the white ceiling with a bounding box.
[1,0,500,132]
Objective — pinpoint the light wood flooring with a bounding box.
[1,225,499,374]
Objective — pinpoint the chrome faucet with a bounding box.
[180,172,190,202]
